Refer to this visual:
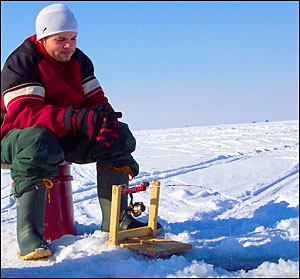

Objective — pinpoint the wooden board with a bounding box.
[119,236,192,258]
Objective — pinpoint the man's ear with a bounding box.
[38,38,46,46]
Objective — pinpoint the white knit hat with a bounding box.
[36,3,78,41]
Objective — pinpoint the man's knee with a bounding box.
[1,126,65,195]
[2,126,65,166]
[19,126,65,165]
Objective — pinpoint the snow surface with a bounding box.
[1,120,299,278]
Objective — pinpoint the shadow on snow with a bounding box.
[167,200,299,271]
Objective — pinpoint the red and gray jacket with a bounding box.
[1,34,109,140]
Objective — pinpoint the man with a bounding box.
[1,3,162,261]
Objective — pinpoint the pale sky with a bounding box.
[1,1,299,130]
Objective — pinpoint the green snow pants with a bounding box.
[1,123,139,197]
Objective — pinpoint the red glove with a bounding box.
[64,103,122,147]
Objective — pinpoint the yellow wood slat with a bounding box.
[107,185,122,245]
[117,226,151,242]
[148,180,160,237]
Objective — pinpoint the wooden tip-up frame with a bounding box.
[106,180,192,257]
[107,180,160,246]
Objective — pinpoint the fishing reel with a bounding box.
[120,182,149,219]
[127,193,146,217]
[127,200,146,217]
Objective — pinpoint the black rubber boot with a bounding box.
[16,185,51,260]
[97,165,163,234]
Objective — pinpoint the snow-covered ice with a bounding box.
[1,120,299,278]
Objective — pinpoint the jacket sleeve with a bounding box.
[1,42,70,138]
[75,48,109,108]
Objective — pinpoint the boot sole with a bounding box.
[19,249,52,261]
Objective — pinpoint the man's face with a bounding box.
[41,31,77,62]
